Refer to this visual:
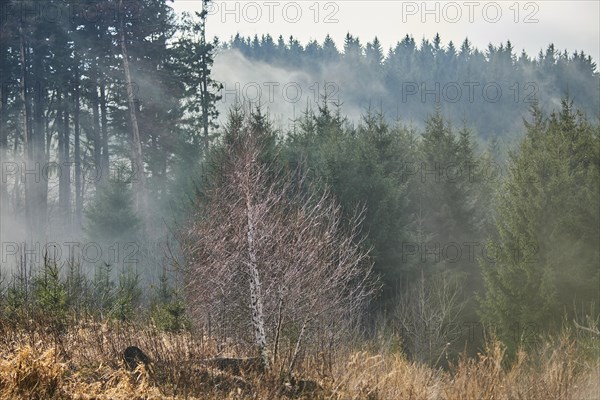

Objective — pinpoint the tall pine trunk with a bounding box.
[74,71,82,229]
[100,84,109,176]
[58,89,71,227]
[200,0,210,153]
[0,29,8,215]
[32,38,47,239]
[119,0,146,217]
[19,22,34,236]
[91,66,102,187]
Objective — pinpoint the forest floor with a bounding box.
[0,319,598,399]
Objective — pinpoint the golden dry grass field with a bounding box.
[0,319,597,399]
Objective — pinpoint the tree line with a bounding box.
[224,32,599,139]
[0,0,598,367]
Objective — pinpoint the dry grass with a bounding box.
[332,335,599,400]
[0,320,597,399]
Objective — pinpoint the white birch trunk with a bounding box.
[245,197,269,369]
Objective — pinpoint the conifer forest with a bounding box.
[0,1,598,398]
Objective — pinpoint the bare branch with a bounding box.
[179,118,377,371]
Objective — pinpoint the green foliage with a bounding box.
[150,269,190,332]
[203,103,281,198]
[283,101,492,306]
[109,267,142,322]
[151,299,190,333]
[480,99,600,353]
[417,109,480,243]
[4,280,27,322]
[0,257,183,327]
[65,261,89,317]
[33,257,68,326]
[174,7,222,149]
[92,263,115,315]
[85,170,141,244]
[409,110,489,294]
[328,109,416,295]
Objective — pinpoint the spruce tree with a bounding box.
[85,166,141,245]
[480,99,600,353]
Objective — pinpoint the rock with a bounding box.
[123,346,150,370]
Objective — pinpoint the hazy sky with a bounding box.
[171,1,600,63]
